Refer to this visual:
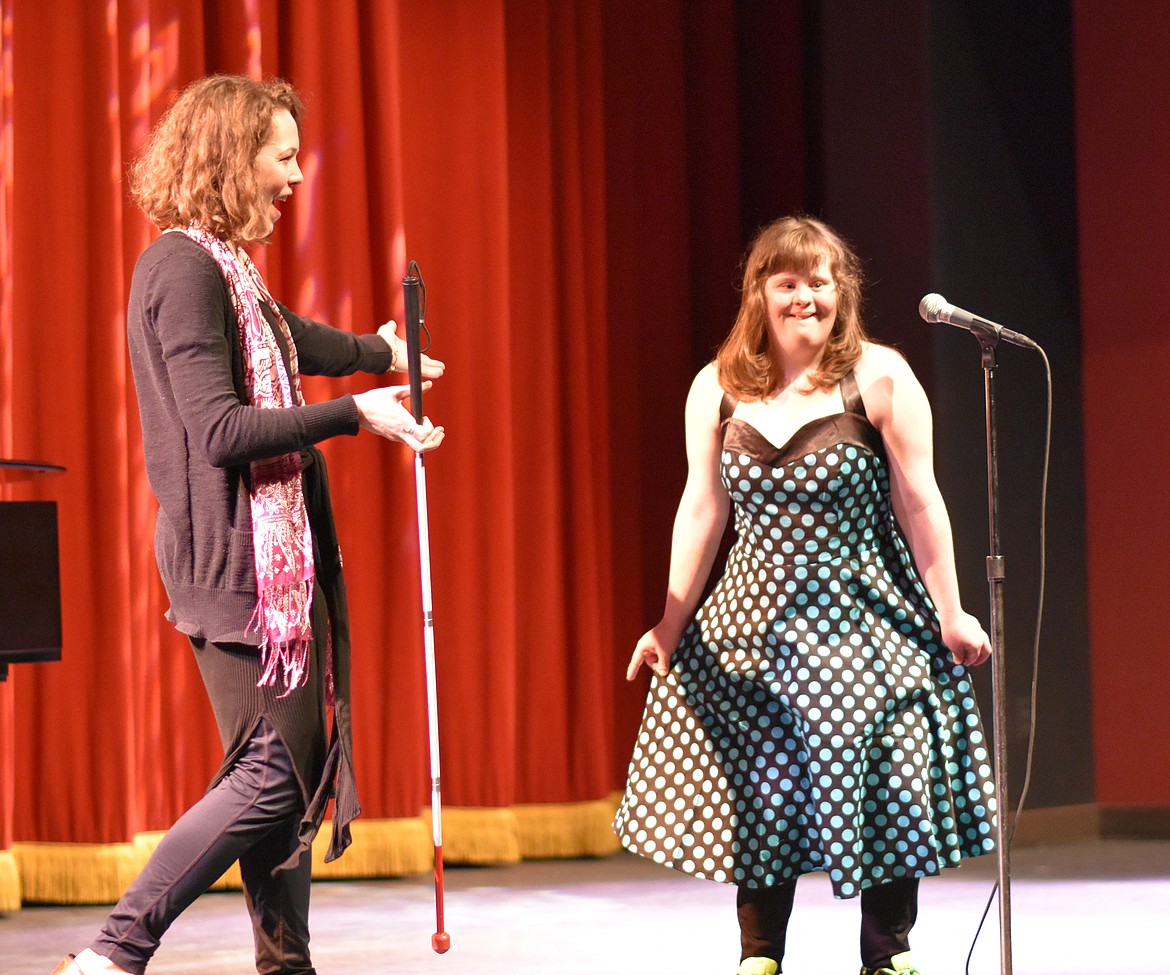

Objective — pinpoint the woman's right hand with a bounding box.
[353,384,445,452]
[377,321,446,378]
[626,625,676,681]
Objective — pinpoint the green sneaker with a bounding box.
[860,951,922,975]
[736,958,779,975]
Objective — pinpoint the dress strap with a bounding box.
[840,370,867,418]
[719,391,739,422]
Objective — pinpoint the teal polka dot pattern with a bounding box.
[615,402,997,899]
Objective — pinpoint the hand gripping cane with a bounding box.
[403,263,450,954]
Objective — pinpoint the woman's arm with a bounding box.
[279,301,394,377]
[627,363,731,679]
[141,249,360,469]
[135,238,443,470]
[276,305,449,380]
[857,344,990,667]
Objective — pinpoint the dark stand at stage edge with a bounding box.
[0,459,65,682]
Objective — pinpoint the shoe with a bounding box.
[859,951,921,975]
[736,958,779,975]
[50,958,83,975]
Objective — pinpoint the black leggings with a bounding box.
[737,876,919,971]
[89,719,312,975]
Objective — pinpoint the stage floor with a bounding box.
[6,838,1166,974]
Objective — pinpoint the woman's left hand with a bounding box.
[940,611,992,667]
[378,320,446,378]
[353,383,445,453]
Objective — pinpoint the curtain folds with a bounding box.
[0,0,741,905]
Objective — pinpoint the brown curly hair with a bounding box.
[128,75,303,243]
[716,215,868,398]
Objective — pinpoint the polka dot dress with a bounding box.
[614,373,996,899]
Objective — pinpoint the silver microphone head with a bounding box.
[918,293,947,323]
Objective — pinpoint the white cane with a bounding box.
[403,263,449,954]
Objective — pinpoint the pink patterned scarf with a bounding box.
[180,225,315,695]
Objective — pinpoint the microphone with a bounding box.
[918,293,1038,349]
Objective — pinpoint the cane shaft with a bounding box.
[403,264,447,952]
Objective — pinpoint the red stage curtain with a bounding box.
[1073,0,1170,808]
[0,0,744,902]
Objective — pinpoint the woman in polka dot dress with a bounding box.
[615,216,996,975]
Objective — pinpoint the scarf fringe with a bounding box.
[252,578,314,696]
[257,637,312,698]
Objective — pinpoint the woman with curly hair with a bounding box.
[616,215,996,975]
[52,74,444,975]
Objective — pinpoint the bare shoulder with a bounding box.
[855,342,915,384]
[684,362,726,429]
[854,343,927,428]
[687,361,725,406]
[690,360,722,391]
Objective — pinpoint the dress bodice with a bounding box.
[719,372,893,566]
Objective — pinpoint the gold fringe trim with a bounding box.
[514,797,622,859]
[3,796,624,906]
[12,842,149,905]
[310,817,434,879]
[426,794,623,863]
[0,850,21,911]
[433,806,522,864]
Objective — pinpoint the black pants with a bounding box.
[88,718,313,975]
[737,876,919,971]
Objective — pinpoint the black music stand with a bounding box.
[0,459,65,681]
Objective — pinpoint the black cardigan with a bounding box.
[126,231,392,643]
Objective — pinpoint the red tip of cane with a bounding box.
[432,931,451,953]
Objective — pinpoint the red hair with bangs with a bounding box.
[716,215,868,399]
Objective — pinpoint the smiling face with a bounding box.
[251,108,302,239]
[762,254,839,362]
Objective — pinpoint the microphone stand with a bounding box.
[977,334,1013,975]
